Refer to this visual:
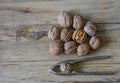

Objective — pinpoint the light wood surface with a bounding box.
[0,0,120,83]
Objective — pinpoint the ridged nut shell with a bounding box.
[49,41,63,55]
[72,29,87,44]
[64,41,78,54]
[89,36,101,50]
[48,26,61,40]
[60,28,72,42]
[73,15,85,29]
[60,62,73,73]
[77,44,90,56]
[58,11,72,28]
[84,22,97,36]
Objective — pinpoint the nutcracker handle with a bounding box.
[59,55,111,64]
[70,55,111,63]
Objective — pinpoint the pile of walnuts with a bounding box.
[48,11,101,56]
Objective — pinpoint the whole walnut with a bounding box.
[60,62,73,73]
[58,11,72,28]
[77,44,90,56]
[64,41,78,54]
[89,36,101,50]
[48,26,61,40]
[72,29,87,44]
[73,15,85,29]
[60,28,73,42]
[49,41,63,55]
[84,22,97,36]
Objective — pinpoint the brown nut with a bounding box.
[49,41,63,55]
[77,44,90,56]
[84,22,97,36]
[73,15,85,29]
[60,62,73,73]
[89,36,101,50]
[72,29,87,44]
[64,41,78,54]
[48,26,61,40]
[58,11,72,28]
[60,28,72,42]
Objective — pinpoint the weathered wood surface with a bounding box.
[0,0,120,83]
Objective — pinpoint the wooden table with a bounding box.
[0,0,120,83]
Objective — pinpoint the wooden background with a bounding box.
[0,0,120,83]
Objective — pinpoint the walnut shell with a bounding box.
[58,11,72,28]
[48,26,61,40]
[49,41,63,55]
[60,28,72,42]
[72,29,87,44]
[60,62,73,73]
[64,41,78,54]
[73,15,85,29]
[89,36,101,50]
[77,44,90,56]
[84,22,97,36]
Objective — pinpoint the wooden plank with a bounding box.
[0,61,119,83]
[0,0,120,24]
[0,0,120,83]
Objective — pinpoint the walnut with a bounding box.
[77,44,90,56]
[48,26,61,40]
[84,22,97,36]
[60,62,73,73]
[64,41,78,54]
[73,15,85,29]
[72,29,87,44]
[58,11,72,28]
[48,11,101,57]
[60,28,73,42]
[89,36,101,50]
[49,41,63,55]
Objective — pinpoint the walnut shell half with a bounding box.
[72,29,87,44]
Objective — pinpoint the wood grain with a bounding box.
[0,0,120,83]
